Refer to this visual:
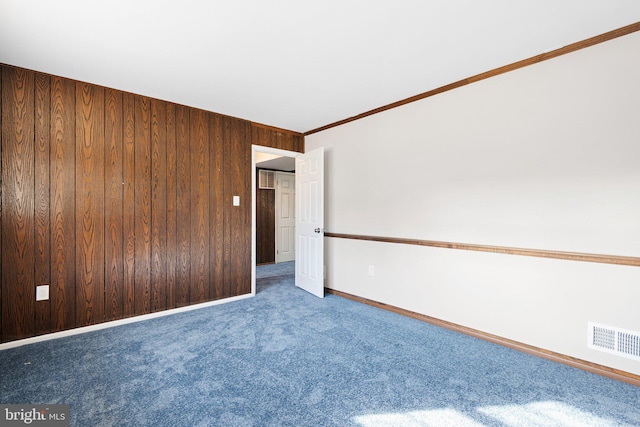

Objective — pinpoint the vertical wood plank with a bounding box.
[165,103,177,309]
[210,114,225,300]
[151,99,167,312]
[175,105,190,306]
[50,76,76,332]
[222,116,233,298]
[34,73,51,335]
[256,175,276,264]
[251,126,262,150]
[105,88,124,321]
[1,67,35,341]
[242,123,253,294]
[231,120,252,295]
[296,134,304,152]
[123,93,136,317]
[134,96,151,315]
[76,83,105,326]
[190,109,210,303]
[230,120,243,296]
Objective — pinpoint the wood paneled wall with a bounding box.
[0,64,304,342]
[256,170,276,264]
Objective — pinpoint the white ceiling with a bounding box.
[2,1,640,133]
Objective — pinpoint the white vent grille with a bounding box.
[588,322,640,360]
[259,170,275,189]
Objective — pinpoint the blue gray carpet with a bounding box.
[256,261,295,279]
[1,262,639,426]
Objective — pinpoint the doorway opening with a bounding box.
[251,145,299,295]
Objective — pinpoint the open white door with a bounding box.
[295,147,324,298]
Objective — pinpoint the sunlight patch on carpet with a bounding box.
[477,400,632,427]
[354,400,632,427]
[354,408,484,427]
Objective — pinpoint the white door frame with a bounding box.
[251,145,300,296]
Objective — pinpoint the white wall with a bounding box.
[306,31,640,375]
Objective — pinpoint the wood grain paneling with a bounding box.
[222,117,233,299]
[123,92,136,318]
[76,83,105,326]
[151,100,168,312]
[252,123,304,152]
[210,115,225,300]
[175,105,190,307]
[256,172,276,264]
[105,88,124,321]
[1,67,36,341]
[34,73,51,335]
[240,122,252,294]
[189,109,210,303]
[134,96,152,315]
[231,121,251,296]
[0,63,304,342]
[50,76,76,333]
[165,103,177,309]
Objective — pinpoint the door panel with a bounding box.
[295,148,324,298]
[276,172,295,263]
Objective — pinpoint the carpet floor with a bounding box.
[1,261,639,426]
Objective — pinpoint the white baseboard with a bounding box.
[0,293,254,351]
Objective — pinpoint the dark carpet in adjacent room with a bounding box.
[1,261,638,426]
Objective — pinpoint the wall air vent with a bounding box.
[259,170,275,189]
[588,322,640,361]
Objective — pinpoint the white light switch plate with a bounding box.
[36,285,49,301]
[233,195,240,206]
